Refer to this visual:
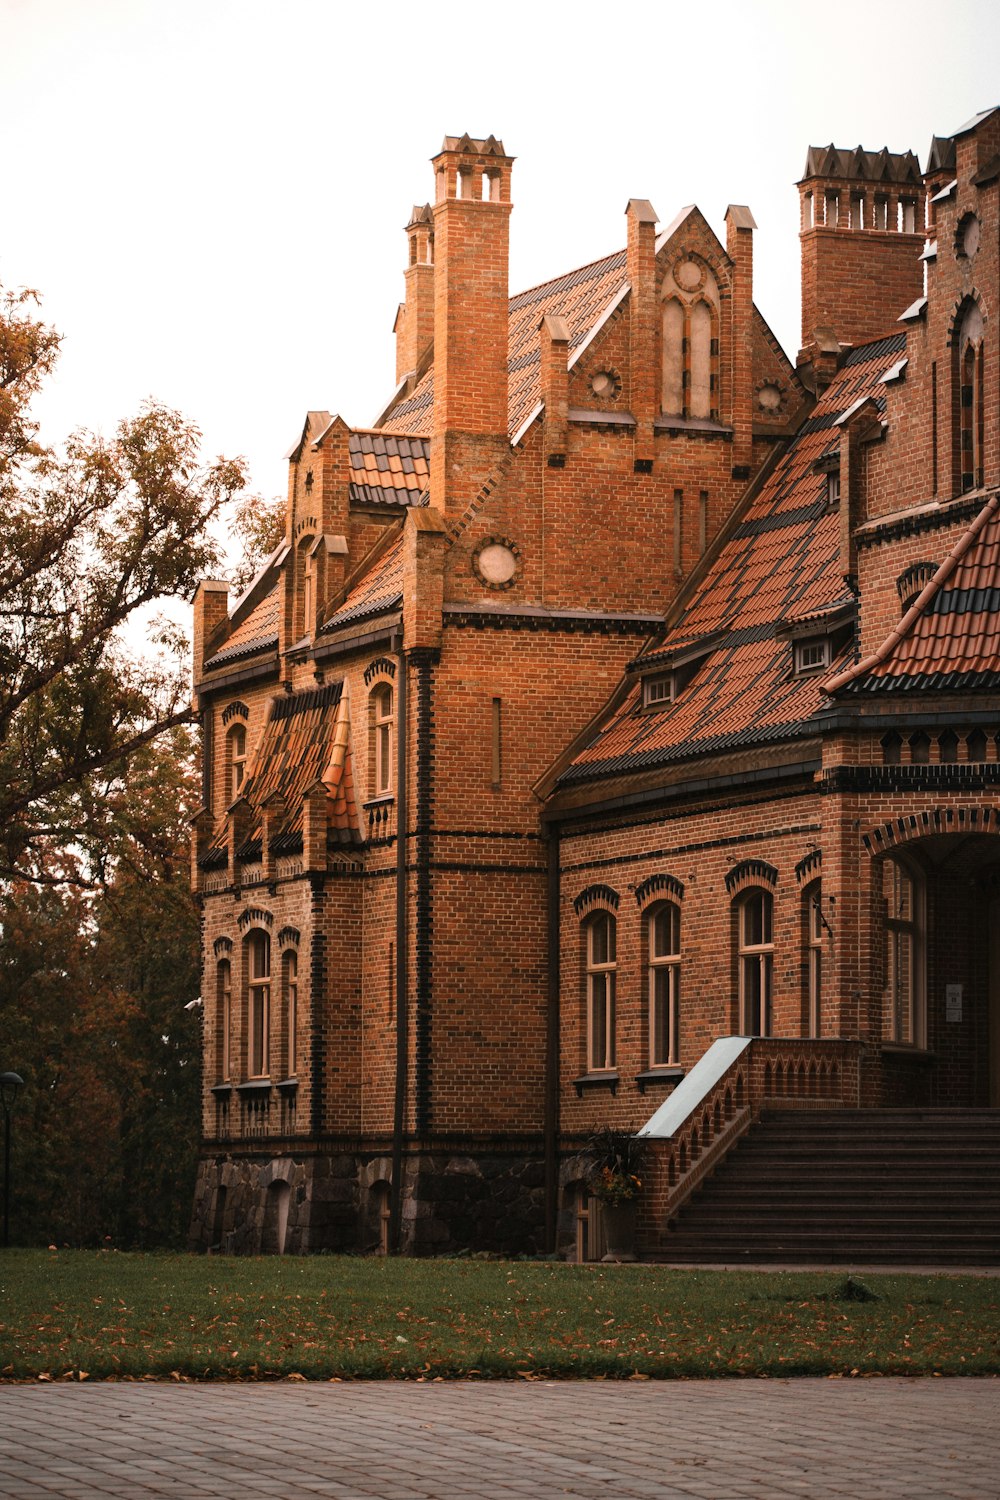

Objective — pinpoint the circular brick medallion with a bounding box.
[472,536,521,590]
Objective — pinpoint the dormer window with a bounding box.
[643,674,674,708]
[826,470,840,508]
[794,638,831,675]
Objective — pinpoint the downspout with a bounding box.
[389,632,408,1252]
[544,821,561,1253]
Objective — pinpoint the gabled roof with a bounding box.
[204,582,280,671]
[321,533,404,633]
[827,492,1000,695]
[381,248,629,439]
[558,335,907,786]
[205,681,360,857]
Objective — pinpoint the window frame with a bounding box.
[647,900,681,1067]
[884,858,926,1048]
[372,683,394,797]
[585,910,617,1073]
[738,889,774,1037]
[804,881,822,1038]
[217,958,232,1081]
[283,947,298,1078]
[794,638,831,675]
[227,722,247,802]
[247,931,271,1079]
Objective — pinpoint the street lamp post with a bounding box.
[0,1071,24,1249]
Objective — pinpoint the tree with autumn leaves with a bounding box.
[0,281,249,1243]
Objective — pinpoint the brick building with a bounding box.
[189,111,1000,1258]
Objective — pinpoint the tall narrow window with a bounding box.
[954,299,985,495]
[586,912,617,1072]
[648,902,680,1066]
[217,959,232,1081]
[885,860,924,1046]
[283,949,298,1077]
[804,883,822,1038]
[372,685,394,795]
[689,300,713,420]
[738,890,773,1036]
[228,723,247,801]
[661,298,684,415]
[698,491,708,555]
[248,932,271,1077]
[673,489,683,576]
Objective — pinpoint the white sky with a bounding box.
[5,0,1000,520]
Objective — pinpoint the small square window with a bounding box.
[643,674,673,707]
[795,639,831,675]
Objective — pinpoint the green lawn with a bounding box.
[1,1251,998,1381]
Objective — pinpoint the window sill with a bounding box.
[573,1072,619,1098]
[363,794,395,809]
[635,1067,684,1095]
[275,1077,299,1097]
[211,1083,233,1100]
[880,1043,935,1064]
[237,1079,273,1097]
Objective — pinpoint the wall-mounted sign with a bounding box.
[946,983,963,1023]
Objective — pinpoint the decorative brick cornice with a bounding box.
[221,701,249,725]
[212,936,233,958]
[363,656,397,685]
[238,907,273,932]
[725,858,778,895]
[277,926,301,948]
[573,883,620,916]
[862,804,1000,855]
[634,872,685,907]
[794,849,822,885]
[822,765,1000,794]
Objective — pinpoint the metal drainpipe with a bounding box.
[389,633,408,1252]
[544,821,561,1253]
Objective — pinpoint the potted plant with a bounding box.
[586,1127,646,1262]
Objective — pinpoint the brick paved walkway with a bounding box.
[0,1379,996,1499]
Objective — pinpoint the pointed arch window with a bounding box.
[954,298,985,493]
[371,684,394,796]
[660,259,720,421]
[247,931,271,1078]
[737,889,773,1036]
[585,910,617,1072]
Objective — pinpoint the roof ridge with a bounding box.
[825,490,1000,693]
[507,246,627,309]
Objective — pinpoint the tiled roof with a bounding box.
[348,431,429,506]
[204,582,280,671]
[382,249,629,439]
[321,533,404,633]
[801,144,922,185]
[828,491,1000,694]
[560,335,908,785]
[208,682,359,853]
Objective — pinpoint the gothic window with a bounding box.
[247,931,271,1078]
[648,901,680,1067]
[586,910,617,1072]
[954,298,985,493]
[227,723,247,802]
[371,684,394,795]
[661,259,719,421]
[804,882,822,1038]
[283,948,298,1078]
[737,889,773,1036]
[884,860,925,1047]
[217,959,232,1081]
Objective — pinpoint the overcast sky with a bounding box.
[5,0,1000,522]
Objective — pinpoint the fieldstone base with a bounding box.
[189,1146,547,1256]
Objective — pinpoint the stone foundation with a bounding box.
[189,1145,548,1256]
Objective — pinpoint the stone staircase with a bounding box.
[656,1108,1000,1264]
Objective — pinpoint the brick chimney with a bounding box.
[725,204,756,476]
[429,133,514,517]
[395,205,435,385]
[799,143,924,353]
[626,198,658,463]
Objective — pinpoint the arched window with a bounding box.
[586,910,617,1072]
[372,684,394,795]
[884,859,925,1047]
[217,959,232,1081]
[954,298,985,494]
[283,948,298,1078]
[648,901,680,1066]
[738,890,773,1036]
[803,882,822,1038]
[227,723,247,802]
[247,931,271,1077]
[660,259,720,421]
